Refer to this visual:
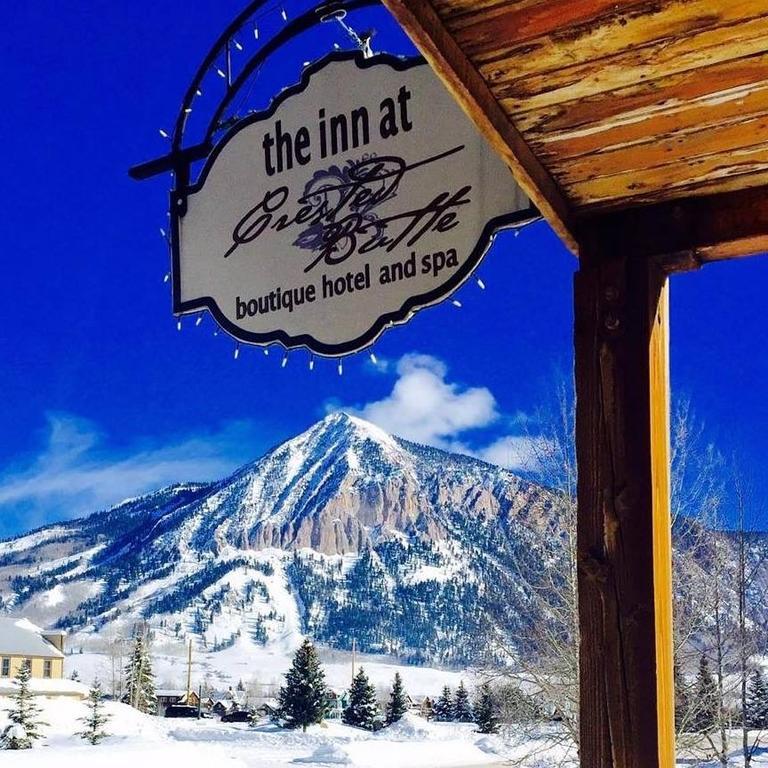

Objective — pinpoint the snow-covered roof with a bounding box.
[0,678,88,698]
[0,618,65,659]
[156,689,188,698]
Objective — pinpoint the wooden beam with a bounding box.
[380,0,578,254]
[576,185,768,267]
[574,247,675,768]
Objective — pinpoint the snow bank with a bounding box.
[294,743,352,764]
[341,739,504,767]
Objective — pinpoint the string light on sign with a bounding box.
[233,343,241,360]
[369,352,378,365]
[281,8,288,21]
[281,352,289,368]
[452,300,462,308]
[309,355,315,371]
[195,314,204,327]
[337,359,344,376]
[476,277,486,290]
[159,128,169,139]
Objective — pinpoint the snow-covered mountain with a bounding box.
[0,413,566,666]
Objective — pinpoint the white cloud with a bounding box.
[0,414,261,534]
[335,353,544,471]
[341,353,498,446]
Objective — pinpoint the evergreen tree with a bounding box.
[674,661,690,732]
[2,661,47,749]
[474,682,499,735]
[746,668,768,729]
[343,668,380,730]
[385,672,408,726]
[692,654,718,733]
[124,632,157,714]
[77,680,111,745]
[434,685,454,721]
[277,639,330,731]
[453,681,473,722]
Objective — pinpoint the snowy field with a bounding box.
[0,698,511,768]
[3,696,768,767]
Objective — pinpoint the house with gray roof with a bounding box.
[0,617,66,684]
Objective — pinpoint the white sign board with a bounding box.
[173,54,533,355]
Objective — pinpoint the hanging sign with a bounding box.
[173,53,534,356]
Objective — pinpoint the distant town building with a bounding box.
[156,688,201,716]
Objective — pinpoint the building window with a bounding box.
[43,659,52,678]
[0,658,9,677]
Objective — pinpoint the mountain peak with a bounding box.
[315,411,399,449]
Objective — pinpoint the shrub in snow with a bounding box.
[474,682,499,735]
[77,680,111,744]
[343,667,380,730]
[453,681,473,722]
[124,632,157,714]
[277,639,330,731]
[433,685,453,722]
[385,672,408,725]
[2,661,47,749]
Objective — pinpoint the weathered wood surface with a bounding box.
[574,249,675,768]
[387,0,768,216]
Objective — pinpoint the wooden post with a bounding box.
[574,247,675,768]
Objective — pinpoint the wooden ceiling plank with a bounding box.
[552,115,768,184]
[487,16,768,111]
[380,0,578,253]
[449,0,654,47]
[431,0,512,24]
[577,185,768,263]
[577,169,768,214]
[510,52,768,135]
[531,84,768,162]
[471,0,766,77]
[565,144,768,207]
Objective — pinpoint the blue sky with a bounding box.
[1,1,767,538]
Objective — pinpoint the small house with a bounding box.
[0,617,65,682]
[156,688,201,716]
[0,617,86,699]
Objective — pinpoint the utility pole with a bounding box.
[351,638,356,684]
[187,639,193,698]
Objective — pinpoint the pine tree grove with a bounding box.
[433,685,453,722]
[453,680,473,722]
[77,680,111,745]
[124,632,157,714]
[385,672,408,726]
[2,661,47,749]
[474,682,499,735]
[343,667,380,731]
[277,639,330,731]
